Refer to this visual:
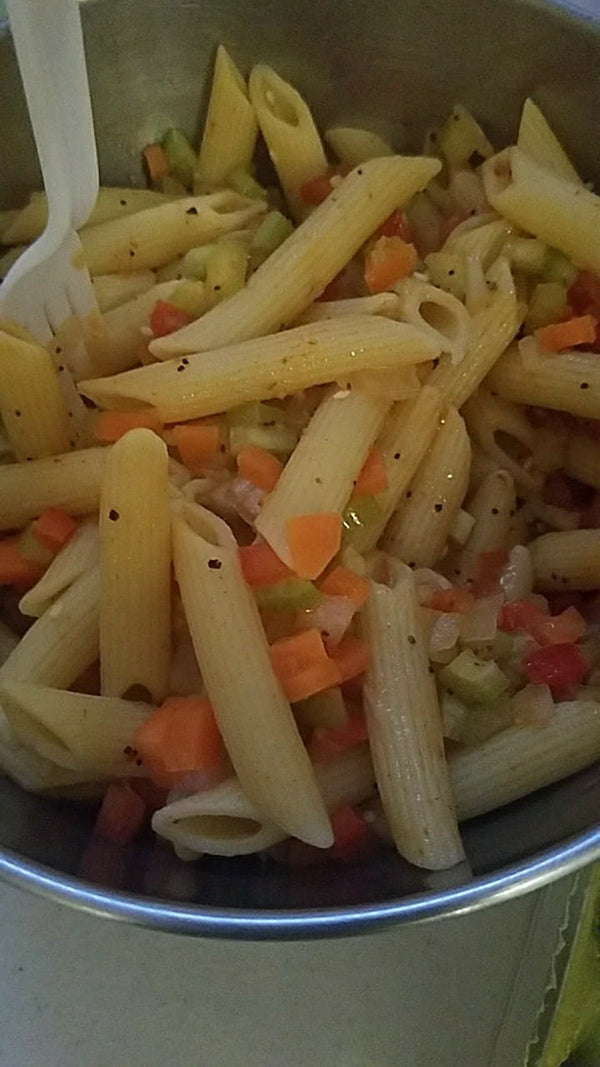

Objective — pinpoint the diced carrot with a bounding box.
[533,606,586,647]
[329,805,368,857]
[286,512,342,580]
[269,628,341,703]
[32,508,77,553]
[352,449,388,498]
[150,300,193,338]
[133,695,225,787]
[237,445,283,492]
[328,635,370,683]
[377,209,414,243]
[94,409,164,443]
[172,423,221,474]
[535,313,598,353]
[129,778,169,814]
[142,142,169,186]
[427,587,475,614]
[300,172,334,205]
[364,236,418,293]
[238,541,294,588]
[0,537,44,587]
[309,711,369,761]
[317,565,370,609]
[94,782,146,845]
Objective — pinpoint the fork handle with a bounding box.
[6,0,98,231]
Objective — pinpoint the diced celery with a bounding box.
[342,497,383,546]
[438,105,494,169]
[424,251,466,299]
[294,687,348,730]
[229,423,297,456]
[181,245,216,281]
[161,128,197,189]
[159,174,188,198]
[226,401,286,429]
[441,692,469,741]
[438,648,510,705]
[255,578,322,613]
[18,525,54,568]
[465,630,514,663]
[227,165,267,200]
[542,248,578,289]
[205,240,248,302]
[339,544,368,578]
[169,280,206,317]
[250,210,294,266]
[524,281,568,332]
[504,236,548,276]
[441,690,513,745]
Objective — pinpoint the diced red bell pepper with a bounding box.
[522,642,588,697]
[150,300,193,338]
[329,805,368,858]
[309,711,369,762]
[94,782,146,844]
[499,598,548,633]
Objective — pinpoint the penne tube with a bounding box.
[517,99,582,186]
[79,316,441,421]
[487,343,600,420]
[148,155,441,358]
[383,406,471,568]
[171,500,333,848]
[462,387,539,491]
[80,191,265,274]
[1,187,172,246]
[564,432,600,491]
[92,280,179,375]
[0,709,97,794]
[249,65,327,222]
[450,700,600,821]
[427,258,522,408]
[457,469,516,584]
[0,329,72,460]
[0,447,107,532]
[152,742,375,858]
[325,126,394,168]
[351,385,444,554]
[0,679,153,775]
[529,529,600,591]
[92,270,157,313]
[362,562,464,869]
[481,147,600,271]
[195,46,258,190]
[296,292,400,324]
[99,429,171,702]
[255,386,390,568]
[442,216,514,263]
[0,565,100,688]
[19,518,100,618]
[393,275,472,364]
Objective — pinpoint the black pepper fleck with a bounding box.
[408,634,416,644]
[394,452,401,460]
[186,206,198,215]
[491,507,499,515]
[208,558,222,570]
[406,490,412,499]
[580,382,590,390]
[129,249,136,257]
[14,410,21,418]
[108,509,120,521]
[434,503,443,513]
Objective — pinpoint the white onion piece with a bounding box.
[500,544,533,601]
[459,594,503,645]
[414,567,452,604]
[299,595,356,647]
[429,610,460,655]
[511,683,554,726]
[518,333,544,370]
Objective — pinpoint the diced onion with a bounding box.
[518,333,544,370]
[511,683,554,726]
[429,610,460,655]
[414,567,452,604]
[299,595,356,647]
[459,594,503,644]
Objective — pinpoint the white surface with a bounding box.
[0,875,574,1067]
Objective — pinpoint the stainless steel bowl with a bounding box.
[1,0,600,938]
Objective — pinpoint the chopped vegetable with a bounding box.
[352,448,388,498]
[293,686,348,731]
[0,537,44,587]
[470,549,508,597]
[32,507,77,553]
[300,172,334,205]
[238,541,294,588]
[172,423,221,473]
[94,782,146,845]
[523,643,588,696]
[142,142,169,186]
[439,648,510,705]
[255,577,321,612]
[499,597,547,633]
[342,496,382,546]
[227,165,267,200]
[269,628,341,703]
[317,565,370,608]
[18,525,55,568]
[377,209,414,242]
[364,235,418,293]
[329,805,368,857]
[286,512,342,580]
[536,314,597,353]
[95,409,164,443]
[169,280,207,317]
[161,128,197,189]
[534,606,586,647]
[150,300,193,337]
[133,695,224,787]
[236,445,284,492]
[328,635,370,683]
[309,711,369,761]
[524,281,569,333]
[427,587,475,614]
[250,211,294,265]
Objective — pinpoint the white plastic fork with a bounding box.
[0,0,99,364]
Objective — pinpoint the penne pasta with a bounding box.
[0,329,72,460]
[516,98,582,186]
[1,187,172,246]
[19,518,100,618]
[457,469,516,584]
[196,46,258,190]
[99,429,171,702]
[486,344,600,420]
[325,126,394,168]
[171,500,333,848]
[92,270,157,313]
[148,155,441,358]
[0,447,107,531]
[529,529,600,591]
[79,316,441,421]
[393,275,472,364]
